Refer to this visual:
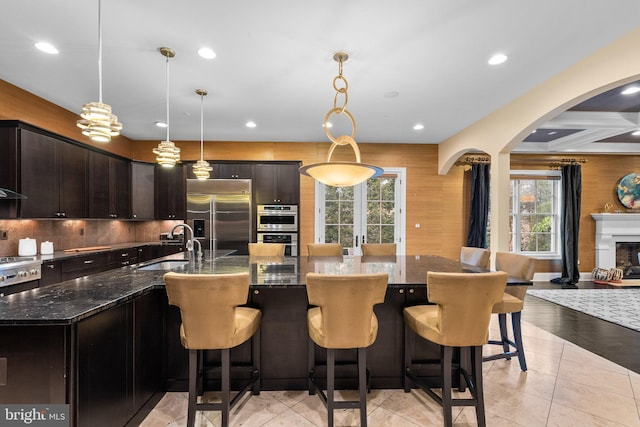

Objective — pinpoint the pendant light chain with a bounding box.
[152,47,180,167]
[200,91,204,160]
[76,0,122,143]
[97,0,103,103]
[192,88,212,179]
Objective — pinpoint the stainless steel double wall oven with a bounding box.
[256,204,298,256]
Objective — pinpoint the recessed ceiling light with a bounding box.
[35,42,59,55]
[323,122,333,128]
[631,129,640,137]
[488,53,508,65]
[197,47,216,59]
[621,86,640,95]
[413,124,424,130]
[245,121,256,128]
[155,121,168,128]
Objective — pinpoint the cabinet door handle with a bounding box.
[409,288,414,294]
[398,289,404,294]
[84,260,94,264]
[121,253,129,257]
[46,264,55,269]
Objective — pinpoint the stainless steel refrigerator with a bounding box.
[186,179,252,255]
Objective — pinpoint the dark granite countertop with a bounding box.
[35,241,178,263]
[0,253,530,326]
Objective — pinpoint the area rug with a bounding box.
[527,289,640,333]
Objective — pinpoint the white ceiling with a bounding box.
[1,1,639,152]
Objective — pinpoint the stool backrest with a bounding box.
[306,272,388,348]
[495,252,536,300]
[249,242,285,256]
[164,272,250,349]
[307,243,343,256]
[361,243,396,256]
[460,246,491,269]
[426,271,507,346]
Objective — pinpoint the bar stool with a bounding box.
[164,272,261,427]
[404,271,507,427]
[308,243,344,256]
[483,252,536,371]
[306,272,388,427]
[248,242,285,256]
[460,246,491,269]
[361,243,396,256]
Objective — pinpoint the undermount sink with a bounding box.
[137,260,190,271]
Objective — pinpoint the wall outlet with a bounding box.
[0,230,7,240]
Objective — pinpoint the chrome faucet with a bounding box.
[168,223,202,262]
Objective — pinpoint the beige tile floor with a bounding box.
[140,317,640,426]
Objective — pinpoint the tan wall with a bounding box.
[511,154,640,272]
[0,80,134,158]
[136,140,468,258]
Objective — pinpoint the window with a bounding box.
[315,168,406,255]
[510,170,561,257]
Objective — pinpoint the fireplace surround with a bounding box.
[592,213,640,278]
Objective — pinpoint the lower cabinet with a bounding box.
[76,289,164,427]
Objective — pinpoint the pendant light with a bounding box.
[192,89,213,179]
[299,52,382,187]
[76,0,122,143]
[152,47,181,167]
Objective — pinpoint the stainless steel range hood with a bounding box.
[0,188,27,199]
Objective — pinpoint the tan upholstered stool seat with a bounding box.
[179,306,260,350]
[164,272,261,427]
[248,242,285,257]
[361,243,396,256]
[307,307,379,349]
[403,271,507,427]
[483,252,536,372]
[307,243,343,256]
[491,293,524,315]
[306,272,388,427]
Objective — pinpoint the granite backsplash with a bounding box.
[0,219,183,256]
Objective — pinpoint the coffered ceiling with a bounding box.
[0,1,639,154]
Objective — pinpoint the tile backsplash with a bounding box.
[0,219,183,256]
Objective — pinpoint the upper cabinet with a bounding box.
[254,162,301,205]
[155,165,185,220]
[88,152,131,219]
[131,162,155,220]
[19,128,88,218]
[212,162,253,179]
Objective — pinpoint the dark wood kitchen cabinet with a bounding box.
[76,289,164,427]
[254,162,300,205]
[155,164,185,220]
[212,162,253,179]
[131,162,155,220]
[40,259,62,287]
[19,128,88,218]
[89,151,131,219]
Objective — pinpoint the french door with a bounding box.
[314,168,406,255]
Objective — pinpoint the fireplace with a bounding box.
[592,213,640,278]
[616,242,640,278]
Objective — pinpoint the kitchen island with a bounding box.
[0,251,530,426]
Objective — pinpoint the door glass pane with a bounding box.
[365,177,396,244]
[324,187,354,244]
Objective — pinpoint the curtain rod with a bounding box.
[454,156,490,166]
[456,156,588,168]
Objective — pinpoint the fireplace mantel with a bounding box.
[591,213,640,269]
